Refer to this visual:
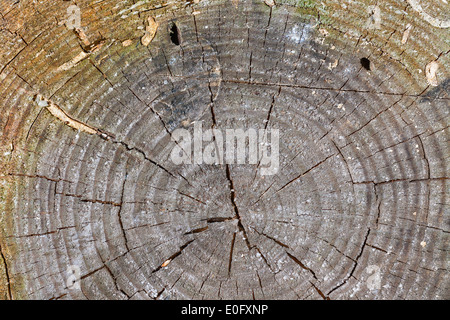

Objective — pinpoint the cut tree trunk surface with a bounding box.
[0,0,448,300]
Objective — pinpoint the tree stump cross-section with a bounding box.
[0,0,448,300]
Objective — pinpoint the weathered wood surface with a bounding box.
[0,0,448,300]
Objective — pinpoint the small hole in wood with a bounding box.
[360,57,371,71]
[169,22,181,46]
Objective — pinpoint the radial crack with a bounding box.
[225,165,252,249]
[0,244,12,300]
[286,251,317,280]
[327,228,371,295]
[152,240,195,274]
[117,170,130,251]
[228,232,237,276]
[276,154,335,193]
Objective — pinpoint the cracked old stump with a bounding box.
[0,0,449,300]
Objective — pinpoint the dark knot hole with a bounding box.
[170,22,181,46]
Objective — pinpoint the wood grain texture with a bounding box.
[0,0,448,300]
